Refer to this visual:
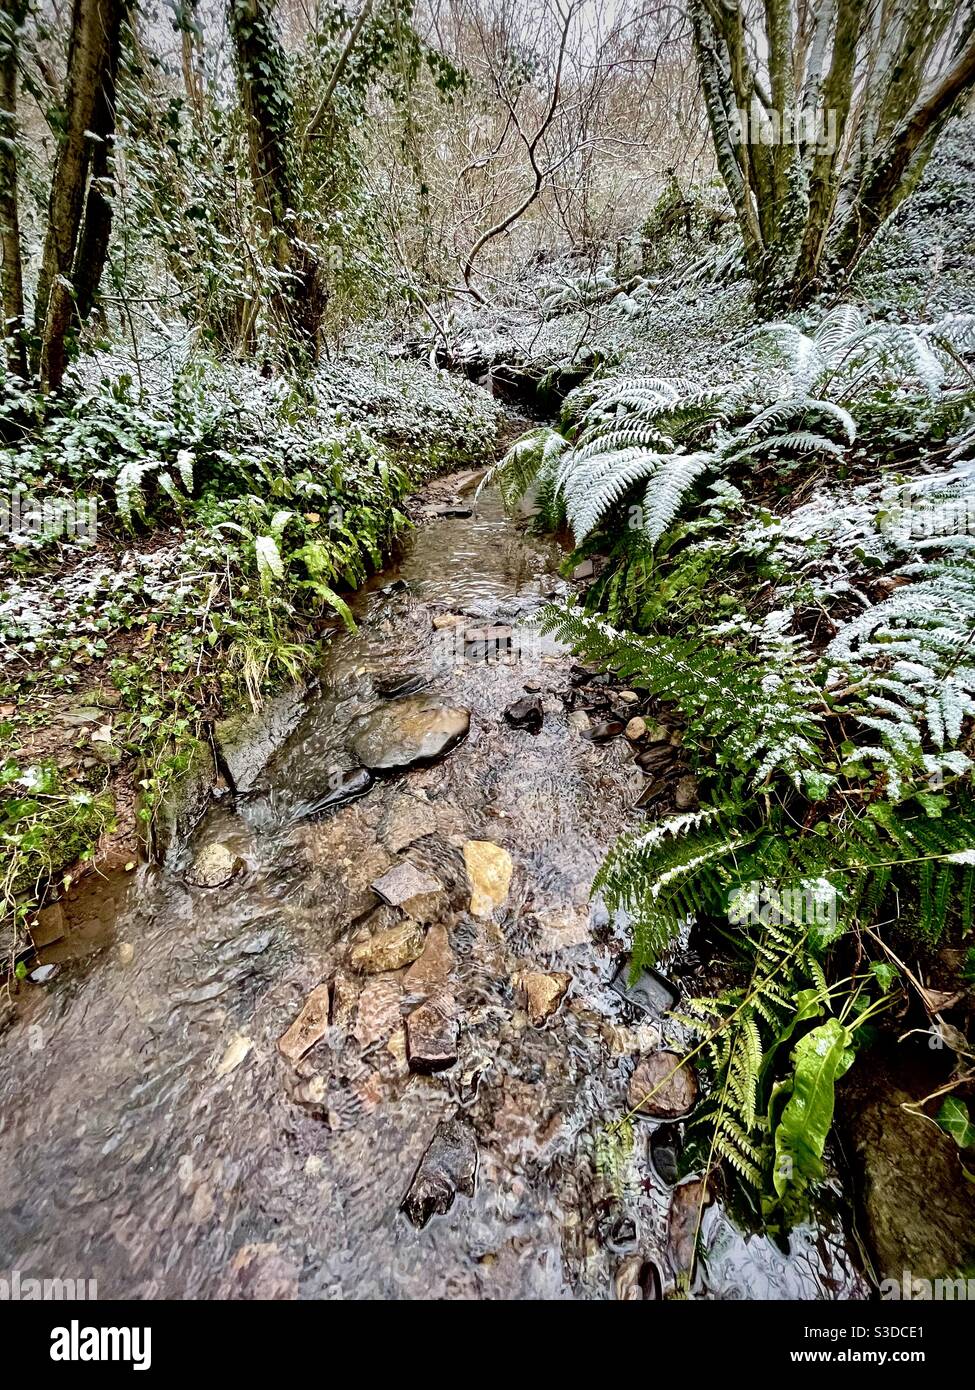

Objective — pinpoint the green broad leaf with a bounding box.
[801,770,835,801]
[868,960,899,992]
[772,1018,855,1199]
[935,1098,975,1149]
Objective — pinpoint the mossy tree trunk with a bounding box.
[33,0,129,391]
[227,0,324,363]
[0,0,28,377]
[689,0,975,309]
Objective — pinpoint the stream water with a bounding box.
[0,481,869,1300]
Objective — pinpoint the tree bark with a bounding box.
[227,0,323,360]
[34,0,128,390]
[0,0,27,376]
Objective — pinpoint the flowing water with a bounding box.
[0,481,868,1300]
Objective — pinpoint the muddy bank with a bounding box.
[0,481,864,1299]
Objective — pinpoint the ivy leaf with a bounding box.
[935,1098,975,1149]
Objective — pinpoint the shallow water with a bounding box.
[0,486,867,1300]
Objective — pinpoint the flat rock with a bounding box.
[610,959,678,1015]
[379,796,438,854]
[372,860,443,906]
[351,696,470,771]
[351,920,426,973]
[628,1051,698,1118]
[463,840,513,917]
[186,841,245,889]
[520,971,571,1024]
[401,1118,477,1228]
[278,984,332,1063]
[354,976,402,1048]
[404,923,454,994]
[406,993,458,1073]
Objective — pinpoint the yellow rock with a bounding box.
[463,840,513,917]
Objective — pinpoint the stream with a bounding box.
[0,478,869,1300]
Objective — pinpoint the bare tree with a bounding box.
[690,0,975,307]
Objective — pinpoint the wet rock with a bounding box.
[330,970,358,1033]
[432,613,464,631]
[628,1051,698,1118]
[610,959,678,1016]
[668,1176,713,1275]
[404,923,455,995]
[519,970,571,1024]
[566,710,590,732]
[400,888,450,925]
[227,1242,300,1301]
[32,903,66,948]
[650,1124,682,1186]
[350,920,425,974]
[241,929,274,955]
[618,690,639,705]
[278,984,332,1063]
[374,672,428,698]
[401,1118,477,1228]
[216,1034,253,1078]
[634,746,673,777]
[186,841,245,889]
[841,1052,975,1280]
[311,767,373,814]
[351,697,470,770]
[675,775,699,810]
[587,720,624,743]
[625,717,647,741]
[379,795,438,854]
[504,695,544,734]
[406,993,458,1073]
[117,941,135,966]
[354,976,403,1048]
[372,860,443,907]
[463,840,513,917]
[571,559,594,580]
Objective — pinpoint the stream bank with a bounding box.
[0,471,871,1299]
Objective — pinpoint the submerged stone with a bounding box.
[351,697,470,771]
[463,840,513,917]
[371,860,443,907]
[278,984,331,1063]
[406,993,458,1073]
[186,841,245,889]
[350,920,425,974]
[519,970,571,1024]
[610,959,678,1016]
[401,1118,477,1227]
[504,695,544,734]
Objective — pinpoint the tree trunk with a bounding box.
[689,0,975,310]
[33,0,128,391]
[227,0,323,361]
[0,0,27,377]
